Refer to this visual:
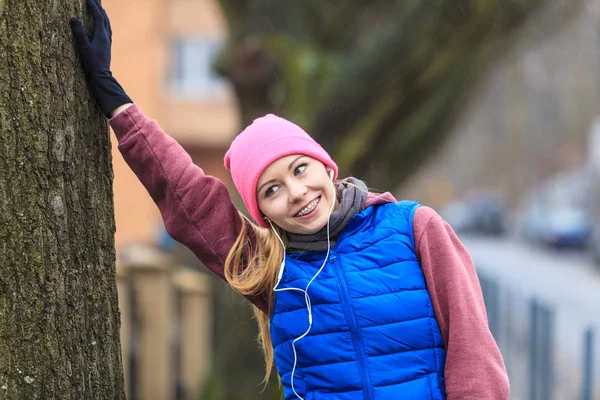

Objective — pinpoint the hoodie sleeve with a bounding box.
[413,206,510,400]
[109,105,269,313]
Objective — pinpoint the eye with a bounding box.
[294,163,307,176]
[265,185,280,198]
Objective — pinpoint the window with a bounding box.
[169,37,227,99]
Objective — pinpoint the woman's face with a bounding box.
[257,154,335,235]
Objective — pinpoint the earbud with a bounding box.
[328,169,334,180]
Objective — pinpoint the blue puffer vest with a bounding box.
[270,201,447,399]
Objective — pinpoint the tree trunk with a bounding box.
[0,1,125,399]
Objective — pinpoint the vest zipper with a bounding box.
[329,251,374,400]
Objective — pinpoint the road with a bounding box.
[463,236,600,322]
[461,236,600,399]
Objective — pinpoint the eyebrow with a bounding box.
[257,155,306,194]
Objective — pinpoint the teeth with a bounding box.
[296,197,320,217]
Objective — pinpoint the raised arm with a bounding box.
[109,107,239,276]
[70,0,269,313]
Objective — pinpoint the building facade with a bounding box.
[105,0,239,251]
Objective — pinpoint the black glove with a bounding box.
[70,0,132,117]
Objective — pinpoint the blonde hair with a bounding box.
[224,212,286,386]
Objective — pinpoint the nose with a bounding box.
[288,181,307,203]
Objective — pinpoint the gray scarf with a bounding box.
[286,177,368,253]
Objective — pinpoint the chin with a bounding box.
[292,217,330,235]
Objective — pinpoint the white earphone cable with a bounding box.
[270,174,336,400]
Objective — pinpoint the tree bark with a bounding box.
[0,1,125,399]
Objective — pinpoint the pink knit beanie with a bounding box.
[224,114,338,228]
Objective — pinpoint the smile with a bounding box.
[295,197,321,217]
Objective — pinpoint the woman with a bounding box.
[70,1,509,398]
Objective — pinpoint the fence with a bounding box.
[115,241,600,399]
[116,244,213,400]
[479,273,598,400]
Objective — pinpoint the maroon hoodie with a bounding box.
[110,104,509,400]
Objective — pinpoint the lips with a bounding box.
[295,196,321,217]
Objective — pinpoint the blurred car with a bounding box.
[516,167,595,249]
[439,201,474,234]
[517,202,593,249]
[467,195,508,236]
[539,206,593,248]
[439,194,508,236]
